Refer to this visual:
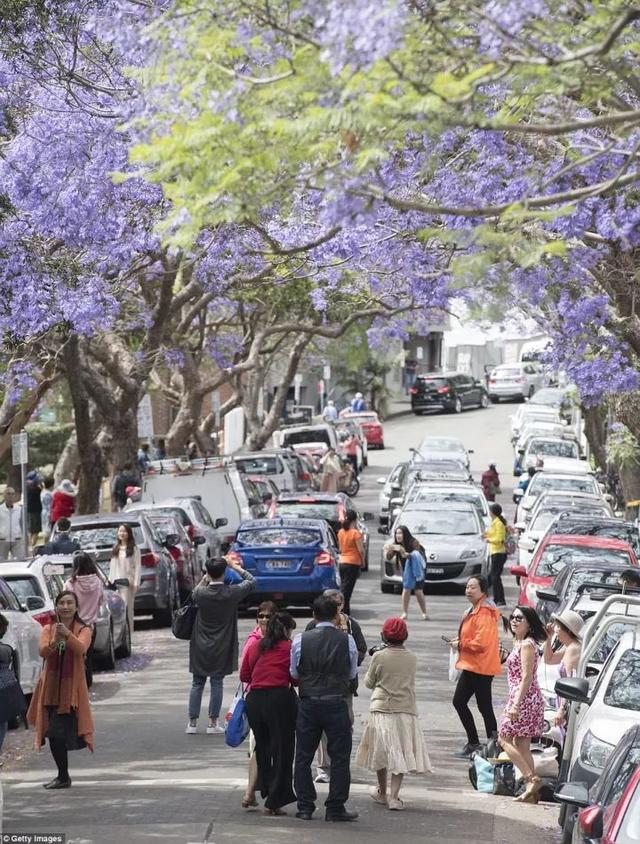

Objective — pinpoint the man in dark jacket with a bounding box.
[40,518,81,555]
[112,463,141,511]
[305,588,367,784]
[291,594,358,823]
[187,557,255,735]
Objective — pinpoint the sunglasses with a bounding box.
[510,615,525,623]
[257,614,272,620]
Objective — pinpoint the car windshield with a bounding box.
[275,502,338,521]
[528,475,598,498]
[147,517,180,540]
[537,545,631,577]
[69,526,145,548]
[528,440,578,459]
[418,438,463,453]
[531,507,607,532]
[418,377,448,388]
[2,576,39,602]
[402,511,479,536]
[235,456,279,474]
[604,649,640,711]
[411,490,486,515]
[567,568,629,594]
[153,507,190,526]
[283,430,331,447]
[237,528,322,546]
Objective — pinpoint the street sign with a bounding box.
[323,364,331,381]
[11,431,28,466]
[137,394,154,439]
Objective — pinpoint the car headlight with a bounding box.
[458,548,479,560]
[580,730,615,769]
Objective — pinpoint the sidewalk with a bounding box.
[384,397,413,421]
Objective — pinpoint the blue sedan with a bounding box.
[228,518,340,609]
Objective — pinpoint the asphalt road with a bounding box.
[0,401,562,844]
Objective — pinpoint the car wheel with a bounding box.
[102,625,116,670]
[116,618,132,659]
[380,442,385,449]
[480,393,490,408]
[346,476,360,496]
[381,582,395,594]
[453,397,462,414]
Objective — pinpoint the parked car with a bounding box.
[515,471,602,523]
[547,515,640,557]
[228,517,340,609]
[381,503,487,593]
[415,435,473,469]
[410,371,490,415]
[141,512,200,600]
[516,423,578,455]
[404,482,491,529]
[511,403,562,438]
[268,492,371,569]
[36,555,131,668]
[0,575,42,694]
[376,461,409,530]
[555,725,640,844]
[523,437,580,464]
[0,558,64,627]
[488,361,547,402]
[511,534,638,607]
[65,513,179,626]
[275,423,340,453]
[338,411,385,449]
[528,387,574,421]
[232,450,298,493]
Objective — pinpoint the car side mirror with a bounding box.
[554,676,590,705]
[163,533,181,548]
[535,588,560,603]
[553,782,590,809]
[513,488,524,500]
[376,477,386,485]
[193,535,207,546]
[25,595,46,611]
[214,518,228,529]
[510,565,527,578]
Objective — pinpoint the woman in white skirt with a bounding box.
[356,617,432,810]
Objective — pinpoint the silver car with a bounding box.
[376,461,409,529]
[380,503,487,593]
[414,435,473,468]
[488,362,547,402]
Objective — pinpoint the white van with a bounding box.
[274,423,339,452]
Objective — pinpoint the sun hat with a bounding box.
[552,609,584,639]
[59,479,77,495]
[382,616,408,644]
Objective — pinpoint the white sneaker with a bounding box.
[400,612,407,620]
[185,722,198,735]
[314,771,330,783]
[206,723,225,735]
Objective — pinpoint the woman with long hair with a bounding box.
[108,524,141,634]
[483,503,507,607]
[27,591,94,788]
[337,510,365,615]
[240,612,298,816]
[451,575,502,757]
[384,525,428,620]
[499,605,547,803]
[240,601,278,809]
[64,552,105,688]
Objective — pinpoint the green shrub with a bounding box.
[24,422,75,471]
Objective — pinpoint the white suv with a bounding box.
[488,362,547,402]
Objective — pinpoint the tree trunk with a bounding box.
[582,404,608,470]
[0,365,59,466]
[54,432,79,485]
[62,335,105,514]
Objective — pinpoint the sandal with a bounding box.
[513,775,542,803]
[370,787,387,805]
[241,794,258,809]
[388,798,405,811]
[264,807,287,816]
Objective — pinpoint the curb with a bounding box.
[383,405,413,421]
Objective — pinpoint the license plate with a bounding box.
[427,567,445,574]
[266,560,291,569]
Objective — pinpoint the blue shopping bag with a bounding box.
[224,685,250,748]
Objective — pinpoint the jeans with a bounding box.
[188,673,224,721]
[295,697,352,815]
[489,553,507,605]
[0,720,6,752]
[452,670,497,746]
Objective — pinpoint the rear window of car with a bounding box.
[537,544,632,578]
[528,440,578,459]
[235,456,281,475]
[417,377,448,387]
[275,502,338,521]
[493,367,522,377]
[2,576,41,603]
[237,528,322,546]
[558,523,640,554]
[402,511,478,536]
[283,430,332,447]
[604,649,640,711]
[528,475,598,497]
[411,490,486,514]
[70,526,145,548]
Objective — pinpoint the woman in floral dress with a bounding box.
[498,605,547,803]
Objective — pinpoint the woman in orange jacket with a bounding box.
[450,575,502,758]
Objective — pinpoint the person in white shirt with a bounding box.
[322,401,338,422]
[0,487,25,560]
[108,524,141,633]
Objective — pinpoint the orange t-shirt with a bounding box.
[338,527,363,566]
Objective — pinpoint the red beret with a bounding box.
[382,616,408,643]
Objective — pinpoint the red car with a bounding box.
[510,534,639,607]
[339,412,385,449]
[580,764,640,844]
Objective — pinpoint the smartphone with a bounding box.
[441,635,452,644]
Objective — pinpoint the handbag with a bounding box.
[469,754,494,793]
[224,684,250,748]
[171,594,197,640]
[0,648,28,725]
[492,761,516,796]
[448,647,460,683]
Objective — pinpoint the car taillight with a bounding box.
[300,472,311,481]
[409,386,418,394]
[187,524,197,540]
[227,550,242,565]
[167,546,181,561]
[437,386,450,394]
[141,551,160,567]
[33,610,56,627]
[578,806,602,837]
[315,551,335,566]
[489,378,496,383]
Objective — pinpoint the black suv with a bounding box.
[410,372,490,415]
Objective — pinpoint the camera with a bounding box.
[368,641,387,656]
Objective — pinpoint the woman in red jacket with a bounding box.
[50,480,77,527]
[240,613,297,816]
